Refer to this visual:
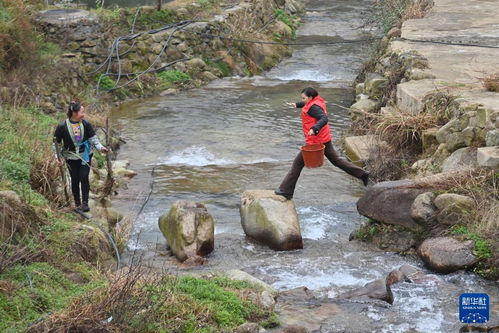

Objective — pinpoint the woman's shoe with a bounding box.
[274,189,293,200]
[80,203,90,212]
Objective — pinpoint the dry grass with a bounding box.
[28,267,154,333]
[27,267,275,332]
[480,72,499,92]
[30,154,66,207]
[0,201,49,274]
[358,106,446,181]
[402,0,433,20]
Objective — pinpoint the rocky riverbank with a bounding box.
[26,0,303,113]
[347,0,498,279]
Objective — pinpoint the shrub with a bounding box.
[156,69,191,84]
[480,73,499,92]
[96,74,116,91]
[0,0,40,73]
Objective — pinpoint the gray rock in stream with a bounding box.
[337,277,394,304]
[357,180,427,231]
[240,190,303,251]
[418,237,478,273]
[158,201,214,262]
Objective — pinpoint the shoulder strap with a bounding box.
[65,119,85,148]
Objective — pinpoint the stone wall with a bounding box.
[34,0,303,102]
[350,0,499,175]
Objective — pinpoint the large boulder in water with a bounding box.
[158,201,214,262]
[357,180,427,230]
[240,190,303,251]
[417,237,477,273]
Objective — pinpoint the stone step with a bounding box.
[396,79,443,114]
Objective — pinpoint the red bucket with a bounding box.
[301,143,325,168]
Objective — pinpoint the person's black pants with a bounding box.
[279,141,366,195]
[66,156,92,206]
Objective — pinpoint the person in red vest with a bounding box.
[275,87,369,200]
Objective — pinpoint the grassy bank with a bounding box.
[0,103,279,331]
[1,2,281,330]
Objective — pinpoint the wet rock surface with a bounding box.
[158,200,214,262]
[240,190,303,251]
[418,237,478,273]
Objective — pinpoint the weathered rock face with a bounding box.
[224,269,277,295]
[434,193,474,225]
[344,135,386,165]
[371,229,416,252]
[364,73,388,100]
[240,190,303,251]
[158,201,214,262]
[441,147,478,172]
[357,180,427,230]
[235,323,260,333]
[349,99,377,122]
[418,237,477,273]
[477,146,499,168]
[411,192,437,227]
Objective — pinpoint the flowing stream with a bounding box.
[110,1,498,331]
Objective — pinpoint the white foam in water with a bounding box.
[159,146,278,167]
[262,260,372,291]
[366,307,382,321]
[268,69,335,82]
[298,206,341,240]
[127,238,147,251]
[381,323,412,333]
[160,146,234,166]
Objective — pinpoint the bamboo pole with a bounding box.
[54,141,70,205]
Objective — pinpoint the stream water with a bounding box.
[110,0,498,331]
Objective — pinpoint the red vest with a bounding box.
[301,96,332,144]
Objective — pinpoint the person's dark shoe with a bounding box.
[361,173,370,187]
[274,189,293,200]
[80,203,90,212]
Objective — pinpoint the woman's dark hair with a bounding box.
[301,87,318,98]
[67,101,81,118]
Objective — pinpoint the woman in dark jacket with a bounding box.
[275,87,369,200]
[53,101,108,212]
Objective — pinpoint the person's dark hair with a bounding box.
[301,87,318,98]
[67,101,81,118]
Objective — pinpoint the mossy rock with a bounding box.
[240,190,303,251]
[158,200,214,262]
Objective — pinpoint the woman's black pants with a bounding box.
[278,141,366,195]
[66,157,91,206]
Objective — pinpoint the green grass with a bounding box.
[450,226,492,260]
[274,9,299,38]
[39,41,61,65]
[130,8,178,29]
[176,276,255,327]
[0,263,104,333]
[156,69,191,84]
[197,0,217,10]
[0,106,57,204]
[202,56,231,77]
[354,220,380,241]
[96,73,116,91]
